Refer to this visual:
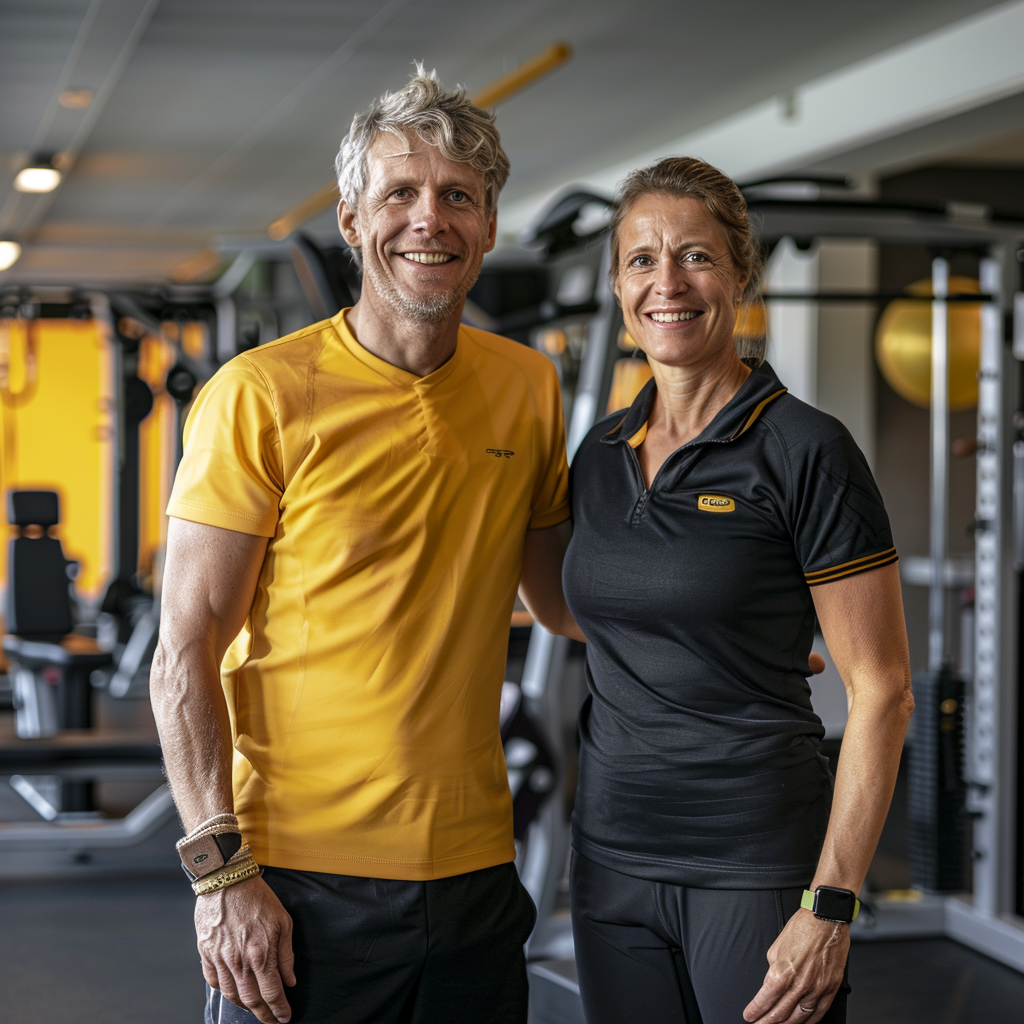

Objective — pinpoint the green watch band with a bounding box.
[801,887,860,922]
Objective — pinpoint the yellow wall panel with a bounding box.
[0,319,114,598]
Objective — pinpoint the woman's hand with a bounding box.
[742,909,848,1024]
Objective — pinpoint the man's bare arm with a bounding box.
[151,518,268,829]
[151,518,295,1024]
[518,520,586,642]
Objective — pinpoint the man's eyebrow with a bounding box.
[375,173,482,195]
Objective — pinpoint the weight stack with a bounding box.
[908,666,968,892]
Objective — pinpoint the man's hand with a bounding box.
[196,875,296,1024]
[742,910,848,1024]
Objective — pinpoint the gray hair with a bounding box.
[335,66,510,218]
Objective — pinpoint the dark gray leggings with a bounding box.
[570,851,849,1024]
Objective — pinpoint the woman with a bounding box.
[561,158,913,1024]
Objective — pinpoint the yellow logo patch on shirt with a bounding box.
[697,494,735,513]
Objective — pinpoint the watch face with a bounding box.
[815,887,856,921]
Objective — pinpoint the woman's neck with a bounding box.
[646,347,752,448]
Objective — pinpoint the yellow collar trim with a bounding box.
[626,421,649,448]
[730,388,787,440]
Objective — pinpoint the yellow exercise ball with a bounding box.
[875,276,981,411]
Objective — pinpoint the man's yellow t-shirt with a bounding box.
[166,310,569,880]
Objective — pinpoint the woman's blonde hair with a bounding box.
[609,157,766,361]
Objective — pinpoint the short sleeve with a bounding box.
[166,357,283,537]
[528,361,570,530]
[790,428,897,586]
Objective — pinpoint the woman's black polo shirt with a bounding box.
[563,361,896,889]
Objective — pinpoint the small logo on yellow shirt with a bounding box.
[697,494,735,512]
[486,449,515,458]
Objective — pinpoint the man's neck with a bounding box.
[345,291,463,378]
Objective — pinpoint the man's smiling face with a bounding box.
[341,132,496,324]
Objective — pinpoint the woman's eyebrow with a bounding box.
[621,243,654,260]
[622,238,713,259]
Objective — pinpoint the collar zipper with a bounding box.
[624,436,736,525]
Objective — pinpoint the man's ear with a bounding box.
[338,198,361,248]
[483,213,497,254]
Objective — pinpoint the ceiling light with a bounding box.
[14,157,62,193]
[59,88,94,109]
[0,241,22,271]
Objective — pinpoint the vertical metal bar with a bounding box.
[566,242,619,459]
[520,238,619,949]
[972,254,1012,917]
[89,292,125,585]
[929,258,949,672]
[522,239,618,703]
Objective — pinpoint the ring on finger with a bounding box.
[798,1005,815,1013]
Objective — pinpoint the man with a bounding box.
[151,70,575,1024]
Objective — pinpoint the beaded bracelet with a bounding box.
[192,846,262,896]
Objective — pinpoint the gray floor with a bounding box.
[0,876,203,1024]
[848,938,1024,1023]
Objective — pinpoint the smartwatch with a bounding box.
[801,886,860,924]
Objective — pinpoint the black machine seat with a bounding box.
[3,490,112,739]
[6,490,74,640]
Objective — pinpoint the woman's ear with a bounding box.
[734,269,751,306]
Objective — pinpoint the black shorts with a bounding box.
[205,861,536,1024]
[570,851,849,1024]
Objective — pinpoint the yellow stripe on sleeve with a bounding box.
[805,550,899,586]
[804,547,897,580]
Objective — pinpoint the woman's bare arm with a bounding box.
[745,563,913,1024]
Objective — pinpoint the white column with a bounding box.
[816,240,878,468]
[766,237,818,407]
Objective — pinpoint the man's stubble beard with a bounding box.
[360,249,482,325]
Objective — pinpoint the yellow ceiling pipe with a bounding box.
[472,41,572,109]
[266,41,573,242]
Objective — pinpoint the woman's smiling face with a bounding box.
[614,194,749,371]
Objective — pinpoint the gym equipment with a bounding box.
[500,681,556,848]
[606,358,652,414]
[3,491,112,744]
[909,665,968,892]
[287,233,359,321]
[875,277,982,410]
[0,291,217,871]
[3,490,114,816]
